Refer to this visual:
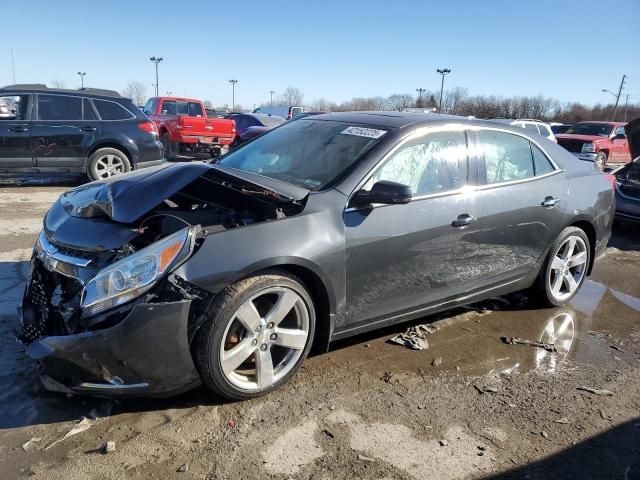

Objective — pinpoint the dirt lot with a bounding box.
[0,175,639,480]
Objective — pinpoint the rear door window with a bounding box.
[531,143,555,175]
[479,130,534,184]
[143,98,157,116]
[93,100,134,120]
[83,99,97,120]
[188,102,203,117]
[537,124,551,137]
[161,100,176,115]
[37,95,82,121]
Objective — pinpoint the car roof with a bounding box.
[0,84,122,99]
[575,120,626,126]
[305,111,502,130]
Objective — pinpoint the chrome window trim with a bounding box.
[33,93,135,121]
[344,123,564,213]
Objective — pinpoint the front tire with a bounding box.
[594,151,607,171]
[533,227,591,307]
[195,270,316,400]
[87,148,131,181]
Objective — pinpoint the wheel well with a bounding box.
[570,220,597,275]
[271,264,332,354]
[598,149,609,157]
[88,143,132,166]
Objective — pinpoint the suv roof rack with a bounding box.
[0,84,122,98]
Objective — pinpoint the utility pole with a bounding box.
[10,49,16,83]
[416,88,426,108]
[270,90,275,106]
[623,94,630,122]
[436,68,451,112]
[77,72,86,88]
[149,57,163,97]
[611,74,626,121]
[229,79,238,111]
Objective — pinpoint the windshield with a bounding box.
[219,119,388,190]
[565,123,613,137]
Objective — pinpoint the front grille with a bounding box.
[54,244,97,260]
[557,139,585,153]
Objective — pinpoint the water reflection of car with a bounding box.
[614,118,640,222]
[228,113,286,148]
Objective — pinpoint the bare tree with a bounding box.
[309,98,337,111]
[280,87,304,106]
[50,78,67,88]
[387,94,414,112]
[122,81,148,106]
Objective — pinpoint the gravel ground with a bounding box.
[0,176,639,480]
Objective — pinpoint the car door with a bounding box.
[472,128,567,286]
[611,126,630,163]
[0,93,33,169]
[31,94,101,169]
[343,128,483,327]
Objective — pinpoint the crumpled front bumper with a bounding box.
[24,299,201,397]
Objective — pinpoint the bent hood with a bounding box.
[58,163,211,224]
[625,118,640,161]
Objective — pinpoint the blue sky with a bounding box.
[3,0,639,108]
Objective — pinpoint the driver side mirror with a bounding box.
[351,180,412,208]
[613,133,626,140]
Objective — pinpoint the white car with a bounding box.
[489,118,557,143]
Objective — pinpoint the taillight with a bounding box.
[604,173,616,189]
[138,121,158,136]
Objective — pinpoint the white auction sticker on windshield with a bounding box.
[340,126,387,139]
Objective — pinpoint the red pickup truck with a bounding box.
[143,97,235,159]
[555,121,631,170]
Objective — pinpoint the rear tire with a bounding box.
[594,151,607,171]
[161,132,177,161]
[194,270,315,400]
[531,227,591,307]
[87,148,131,181]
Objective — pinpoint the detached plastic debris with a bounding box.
[576,386,614,396]
[502,336,557,352]
[45,417,95,450]
[388,324,439,350]
[22,437,42,451]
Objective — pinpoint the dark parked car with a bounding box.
[227,113,286,147]
[0,84,164,180]
[20,112,614,400]
[614,118,640,222]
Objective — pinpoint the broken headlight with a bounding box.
[81,227,194,316]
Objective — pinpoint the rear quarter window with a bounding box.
[93,100,134,120]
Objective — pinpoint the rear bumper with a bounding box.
[174,133,235,146]
[24,300,201,397]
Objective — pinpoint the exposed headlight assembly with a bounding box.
[81,227,195,317]
[581,142,596,153]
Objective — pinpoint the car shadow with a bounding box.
[486,417,640,479]
[0,174,85,188]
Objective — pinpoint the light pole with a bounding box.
[602,74,626,121]
[229,79,238,111]
[270,90,275,106]
[416,87,426,108]
[77,72,86,88]
[150,57,163,97]
[436,68,451,112]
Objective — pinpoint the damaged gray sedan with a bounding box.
[20,112,614,400]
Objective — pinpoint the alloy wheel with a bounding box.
[219,286,310,392]
[95,154,125,178]
[548,235,588,301]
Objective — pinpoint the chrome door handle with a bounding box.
[452,214,477,228]
[80,126,96,132]
[541,197,559,208]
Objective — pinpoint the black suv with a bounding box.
[0,84,164,180]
